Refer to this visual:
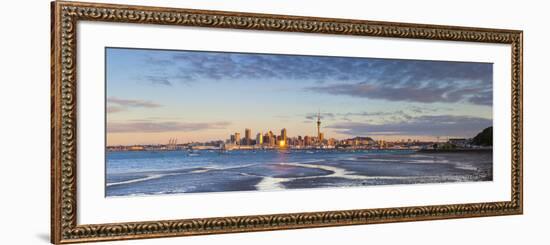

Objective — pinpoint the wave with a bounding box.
[409,159,450,164]
[106,173,176,187]
[454,163,478,171]
[342,157,358,161]
[189,163,258,173]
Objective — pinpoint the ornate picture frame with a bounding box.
[51,1,523,243]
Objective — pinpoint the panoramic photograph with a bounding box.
[105,47,493,197]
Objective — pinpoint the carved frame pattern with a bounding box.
[51,1,523,243]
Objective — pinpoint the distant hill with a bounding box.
[350,136,374,141]
[350,136,375,143]
[472,127,493,146]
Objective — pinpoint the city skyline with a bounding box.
[106,47,493,145]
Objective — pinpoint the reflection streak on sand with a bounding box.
[109,164,260,186]
[255,162,418,191]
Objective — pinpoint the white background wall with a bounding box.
[0,0,547,244]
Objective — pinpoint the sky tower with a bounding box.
[317,109,321,141]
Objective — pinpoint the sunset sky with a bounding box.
[106,47,493,146]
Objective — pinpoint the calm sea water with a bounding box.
[106,150,492,197]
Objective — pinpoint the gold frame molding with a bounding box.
[51,1,523,244]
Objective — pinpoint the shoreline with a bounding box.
[107,148,420,153]
[417,148,492,153]
[107,147,492,153]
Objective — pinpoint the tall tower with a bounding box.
[317,110,322,141]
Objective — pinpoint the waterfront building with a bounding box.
[281,128,287,143]
[129,145,144,151]
[256,133,263,145]
[245,128,252,145]
[267,131,274,146]
[296,137,304,147]
[234,132,241,145]
[304,135,312,146]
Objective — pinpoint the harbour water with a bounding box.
[106,150,492,197]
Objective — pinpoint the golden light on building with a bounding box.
[279,140,286,147]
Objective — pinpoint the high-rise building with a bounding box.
[319,132,324,142]
[245,128,252,145]
[230,134,236,144]
[281,128,287,143]
[268,131,275,146]
[256,133,263,145]
[304,135,312,146]
[234,132,241,145]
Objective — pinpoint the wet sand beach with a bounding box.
[106,150,492,197]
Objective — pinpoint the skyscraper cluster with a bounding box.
[227,112,332,148]
[229,128,291,146]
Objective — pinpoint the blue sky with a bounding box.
[106,47,493,145]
